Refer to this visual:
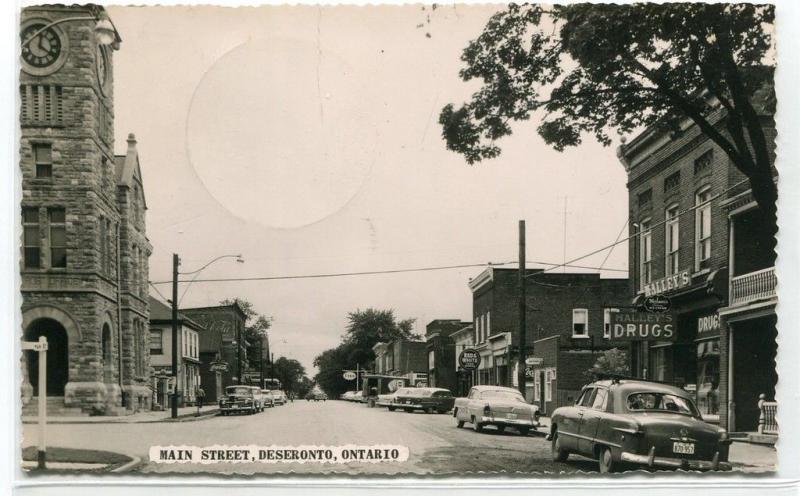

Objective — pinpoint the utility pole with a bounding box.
[171,253,180,419]
[259,338,264,389]
[517,220,527,397]
[271,352,275,383]
[237,322,242,385]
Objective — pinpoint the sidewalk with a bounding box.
[22,405,219,424]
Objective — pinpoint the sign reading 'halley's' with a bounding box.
[608,312,677,341]
[643,270,691,297]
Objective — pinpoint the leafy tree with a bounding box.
[313,308,418,397]
[440,3,776,241]
[585,348,630,381]
[220,298,272,368]
[271,357,307,395]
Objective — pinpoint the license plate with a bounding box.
[506,413,517,419]
[673,442,695,454]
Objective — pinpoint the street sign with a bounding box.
[22,341,48,351]
[525,357,543,366]
[458,349,481,370]
[643,294,671,313]
[608,311,677,341]
[343,371,357,381]
[415,381,428,388]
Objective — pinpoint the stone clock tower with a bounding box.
[20,5,152,415]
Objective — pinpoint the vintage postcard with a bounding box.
[14,0,784,480]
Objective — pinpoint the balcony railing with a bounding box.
[758,394,778,435]
[730,267,777,306]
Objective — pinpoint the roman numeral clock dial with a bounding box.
[21,24,61,67]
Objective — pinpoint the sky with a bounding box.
[107,5,630,375]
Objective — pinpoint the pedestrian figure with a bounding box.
[196,387,205,416]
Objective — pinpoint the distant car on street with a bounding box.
[272,390,288,405]
[548,378,732,473]
[395,387,455,414]
[261,389,276,408]
[306,391,328,401]
[219,385,261,415]
[377,387,415,410]
[352,391,364,403]
[454,385,540,436]
[340,391,356,401]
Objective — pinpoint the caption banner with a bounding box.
[150,445,409,464]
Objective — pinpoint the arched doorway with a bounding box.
[24,318,69,396]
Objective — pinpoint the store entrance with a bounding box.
[732,315,777,432]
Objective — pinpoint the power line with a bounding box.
[149,259,628,286]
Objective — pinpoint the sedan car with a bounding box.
[395,387,455,414]
[548,378,732,472]
[219,385,260,415]
[261,389,276,408]
[454,385,540,435]
[306,391,327,401]
[272,390,287,405]
[340,391,356,401]
[377,387,414,410]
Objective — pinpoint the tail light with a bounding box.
[483,404,491,415]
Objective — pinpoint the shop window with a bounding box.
[33,143,52,178]
[696,339,720,416]
[572,308,588,338]
[48,208,66,268]
[665,205,680,275]
[603,308,620,339]
[544,370,554,402]
[22,207,41,269]
[149,328,163,355]
[639,219,652,290]
[695,187,712,270]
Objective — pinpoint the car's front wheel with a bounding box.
[388,406,395,412]
[551,430,569,462]
[456,419,465,428]
[598,446,616,473]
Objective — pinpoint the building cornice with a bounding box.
[468,267,493,293]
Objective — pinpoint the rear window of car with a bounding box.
[479,390,526,402]
[432,390,452,397]
[627,392,700,416]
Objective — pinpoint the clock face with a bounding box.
[96,45,109,92]
[21,23,62,68]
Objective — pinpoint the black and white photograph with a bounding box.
[6,0,796,487]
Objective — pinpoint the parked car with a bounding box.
[340,391,356,401]
[272,390,287,405]
[548,378,732,472]
[219,385,260,415]
[352,391,364,403]
[394,387,455,414]
[377,387,414,410]
[454,385,540,435]
[261,389,276,408]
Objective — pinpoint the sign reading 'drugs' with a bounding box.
[607,312,677,341]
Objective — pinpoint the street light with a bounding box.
[21,11,118,49]
[171,253,244,419]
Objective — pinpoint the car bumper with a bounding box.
[220,404,252,411]
[620,450,732,471]
[480,416,539,427]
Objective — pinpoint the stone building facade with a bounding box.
[19,5,152,414]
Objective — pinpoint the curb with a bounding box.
[22,408,220,425]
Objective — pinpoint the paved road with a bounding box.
[21,400,773,475]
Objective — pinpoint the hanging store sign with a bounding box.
[343,371,357,381]
[607,312,677,341]
[643,270,691,297]
[209,361,229,372]
[643,294,671,313]
[458,349,481,370]
[697,312,721,338]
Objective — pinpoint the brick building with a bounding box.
[19,5,153,415]
[450,324,474,396]
[468,267,629,412]
[181,303,248,397]
[618,98,777,432]
[372,338,428,383]
[425,319,470,393]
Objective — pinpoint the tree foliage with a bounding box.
[271,357,307,395]
[440,3,776,232]
[313,308,419,397]
[586,348,630,381]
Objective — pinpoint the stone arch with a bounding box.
[22,305,81,344]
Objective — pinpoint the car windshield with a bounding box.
[226,387,252,396]
[394,388,412,396]
[627,392,700,416]
[479,390,526,402]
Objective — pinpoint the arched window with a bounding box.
[695,186,712,270]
